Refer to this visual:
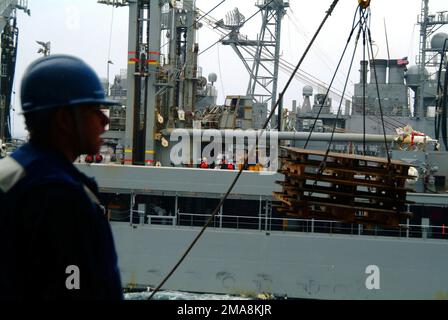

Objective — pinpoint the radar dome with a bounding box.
[208,73,218,84]
[303,85,313,97]
[431,33,448,51]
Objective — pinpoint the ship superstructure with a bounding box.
[0,0,29,154]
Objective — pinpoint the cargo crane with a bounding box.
[98,0,201,165]
[0,0,29,147]
[216,1,289,124]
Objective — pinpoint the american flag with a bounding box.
[397,57,409,65]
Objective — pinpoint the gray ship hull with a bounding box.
[76,164,448,299]
[112,222,448,300]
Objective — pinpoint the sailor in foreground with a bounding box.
[0,55,123,300]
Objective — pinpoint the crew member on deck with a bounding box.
[0,55,123,300]
[200,157,209,169]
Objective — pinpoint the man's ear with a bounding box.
[53,108,75,134]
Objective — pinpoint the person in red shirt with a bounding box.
[200,157,209,169]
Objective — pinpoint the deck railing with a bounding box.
[142,212,448,240]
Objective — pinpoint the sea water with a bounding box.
[125,290,253,300]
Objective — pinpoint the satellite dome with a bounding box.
[208,73,218,84]
[302,85,313,97]
[430,33,448,51]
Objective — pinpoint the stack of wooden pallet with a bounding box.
[274,147,414,227]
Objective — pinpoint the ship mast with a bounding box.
[98,0,201,166]
[417,0,429,119]
[0,0,29,145]
[218,0,289,125]
[417,0,448,118]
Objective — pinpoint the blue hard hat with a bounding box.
[21,54,119,114]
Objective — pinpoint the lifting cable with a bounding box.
[196,0,227,25]
[366,19,391,164]
[362,7,368,154]
[435,39,447,147]
[303,5,363,150]
[285,10,354,93]
[380,114,410,129]
[441,57,448,150]
[327,6,366,157]
[304,1,391,176]
[147,0,340,300]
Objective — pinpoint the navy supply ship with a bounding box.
[1,0,448,299]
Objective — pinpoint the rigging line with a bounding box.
[362,105,402,130]
[360,17,408,131]
[425,52,440,66]
[200,12,353,101]
[147,0,340,300]
[245,49,342,99]
[362,7,367,155]
[321,10,364,168]
[198,0,277,57]
[183,0,275,88]
[441,59,448,150]
[173,0,228,38]
[367,115,397,132]
[366,24,391,164]
[195,0,227,25]
[381,113,410,128]
[435,40,447,140]
[304,4,361,149]
[360,77,409,130]
[370,113,406,131]
[429,24,444,35]
[246,44,352,100]
[276,55,353,100]
[359,7,370,155]
[285,11,354,90]
[346,13,405,145]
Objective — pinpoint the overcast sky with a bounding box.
[10,0,448,138]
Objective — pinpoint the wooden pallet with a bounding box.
[274,147,414,228]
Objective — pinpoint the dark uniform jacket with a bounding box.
[0,142,123,300]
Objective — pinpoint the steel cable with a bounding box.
[147,0,340,300]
